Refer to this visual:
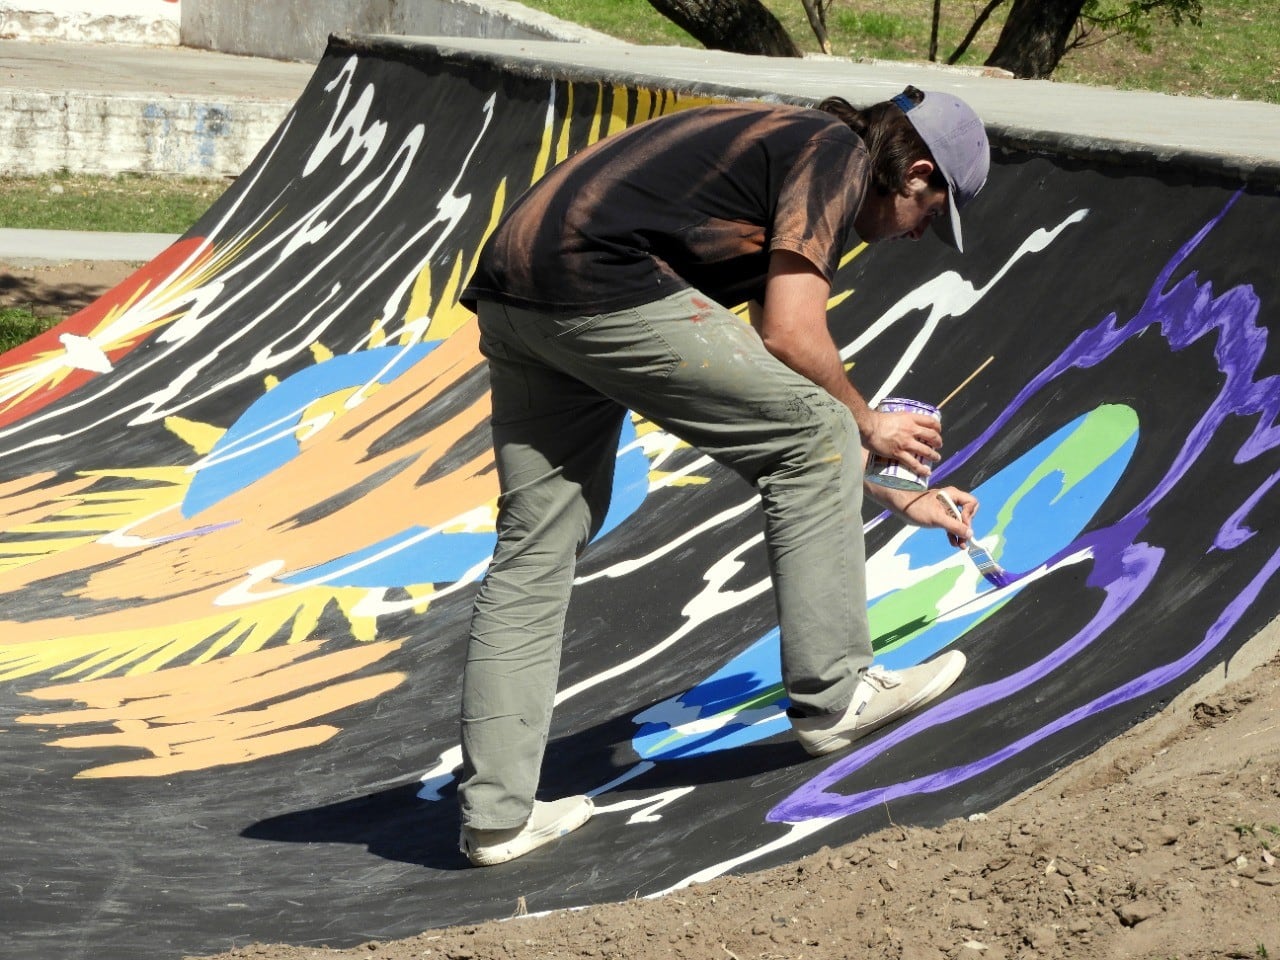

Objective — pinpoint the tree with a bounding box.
[985,0,1085,77]
[953,0,1204,79]
[799,0,834,55]
[644,0,801,58]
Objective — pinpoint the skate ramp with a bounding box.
[2,34,1279,960]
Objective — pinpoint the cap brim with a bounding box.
[931,182,964,252]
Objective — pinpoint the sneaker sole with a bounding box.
[804,650,967,756]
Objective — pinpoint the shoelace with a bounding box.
[864,665,903,689]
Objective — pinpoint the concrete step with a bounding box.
[0,0,179,45]
[0,37,312,176]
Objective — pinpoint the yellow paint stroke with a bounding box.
[165,415,225,456]
[605,85,632,138]
[648,470,710,487]
[840,241,869,269]
[0,321,493,652]
[0,574,372,683]
[0,79,727,780]
[20,637,406,778]
[0,468,187,574]
[554,82,575,167]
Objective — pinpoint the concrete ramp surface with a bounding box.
[2,34,1278,960]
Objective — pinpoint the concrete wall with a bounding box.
[0,89,289,177]
[0,0,179,44]
[180,0,620,62]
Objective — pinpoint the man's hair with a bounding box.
[817,86,948,197]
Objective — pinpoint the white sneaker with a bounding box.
[459,795,594,867]
[791,650,966,756]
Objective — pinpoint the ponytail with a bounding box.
[818,87,946,196]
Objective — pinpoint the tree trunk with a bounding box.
[799,0,832,55]
[928,0,942,61]
[984,0,1085,78]
[646,0,802,58]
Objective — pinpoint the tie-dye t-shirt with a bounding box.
[462,102,870,315]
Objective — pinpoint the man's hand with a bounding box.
[865,409,942,479]
[752,250,944,481]
[866,483,977,547]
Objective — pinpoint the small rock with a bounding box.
[1026,925,1056,949]
[845,846,872,865]
[952,905,990,931]
[1115,900,1161,927]
[984,855,1013,874]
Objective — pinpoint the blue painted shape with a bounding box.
[631,628,789,760]
[629,406,1139,760]
[185,342,652,587]
[184,345,439,517]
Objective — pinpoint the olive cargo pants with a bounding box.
[459,289,872,829]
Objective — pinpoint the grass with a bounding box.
[0,307,55,353]
[0,171,227,233]
[516,0,1280,104]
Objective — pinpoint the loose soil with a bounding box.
[6,261,1279,960]
[0,258,140,317]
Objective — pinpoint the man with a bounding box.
[457,85,990,866]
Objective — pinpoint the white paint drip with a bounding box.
[652,818,838,894]
[842,210,1090,404]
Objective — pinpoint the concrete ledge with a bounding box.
[180,0,619,64]
[0,38,311,176]
[0,0,179,45]
[0,88,289,175]
[349,34,1280,188]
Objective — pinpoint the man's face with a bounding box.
[855,159,949,244]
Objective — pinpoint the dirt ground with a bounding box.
[0,258,142,317]
[6,261,1279,960]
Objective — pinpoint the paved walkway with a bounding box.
[0,229,178,264]
[0,37,314,100]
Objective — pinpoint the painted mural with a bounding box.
[1,36,1277,960]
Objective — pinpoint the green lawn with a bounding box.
[0,308,55,353]
[518,0,1280,104]
[0,171,226,233]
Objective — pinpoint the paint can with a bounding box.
[864,397,940,491]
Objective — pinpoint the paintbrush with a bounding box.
[935,489,1012,588]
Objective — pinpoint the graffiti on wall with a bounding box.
[1,37,1277,957]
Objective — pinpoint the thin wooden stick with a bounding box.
[937,355,994,409]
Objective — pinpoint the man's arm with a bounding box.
[752,250,942,477]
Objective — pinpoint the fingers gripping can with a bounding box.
[864,397,940,492]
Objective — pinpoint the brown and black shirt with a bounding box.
[462,101,870,315]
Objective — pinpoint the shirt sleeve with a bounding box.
[769,131,869,281]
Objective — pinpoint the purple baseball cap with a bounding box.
[891,89,990,252]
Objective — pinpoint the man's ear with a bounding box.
[903,158,936,192]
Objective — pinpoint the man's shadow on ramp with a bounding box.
[241,702,803,871]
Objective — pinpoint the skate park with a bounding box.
[2,3,1279,958]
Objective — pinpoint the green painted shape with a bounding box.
[992,404,1139,538]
